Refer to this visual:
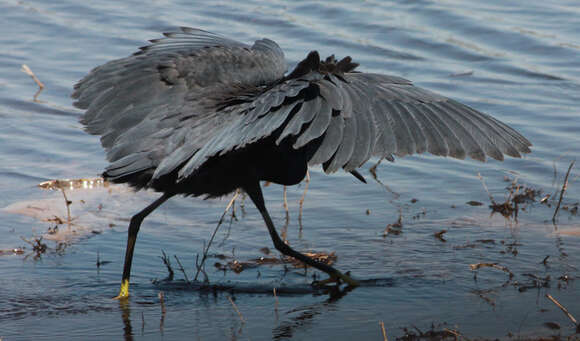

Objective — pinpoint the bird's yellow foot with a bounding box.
[114,279,130,300]
[313,271,359,287]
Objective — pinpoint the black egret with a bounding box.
[72,28,531,298]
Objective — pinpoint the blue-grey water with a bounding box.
[1,0,579,340]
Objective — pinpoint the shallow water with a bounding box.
[1,0,579,340]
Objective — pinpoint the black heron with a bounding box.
[72,27,531,298]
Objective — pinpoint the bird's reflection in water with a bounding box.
[116,278,394,340]
[119,300,133,341]
[115,284,351,340]
[272,285,353,340]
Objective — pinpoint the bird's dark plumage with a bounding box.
[72,27,531,296]
[73,27,530,196]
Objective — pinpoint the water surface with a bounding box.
[1,0,579,340]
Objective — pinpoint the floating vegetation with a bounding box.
[384,211,403,236]
[211,251,337,274]
[38,177,108,191]
[477,173,544,220]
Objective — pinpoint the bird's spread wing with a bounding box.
[72,27,286,181]
[178,51,531,180]
[74,28,530,187]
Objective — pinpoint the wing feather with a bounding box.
[299,72,530,173]
[294,96,332,149]
[323,108,357,173]
[74,27,287,184]
[309,114,344,165]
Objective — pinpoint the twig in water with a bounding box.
[160,250,174,281]
[541,255,550,266]
[283,186,289,222]
[444,328,470,341]
[60,188,72,226]
[173,255,190,283]
[369,158,400,200]
[230,194,238,221]
[21,64,44,101]
[158,291,166,333]
[477,173,496,205]
[298,170,310,224]
[370,157,384,179]
[193,190,240,281]
[194,252,209,283]
[546,293,578,326]
[227,295,246,324]
[96,250,111,268]
[470,262,514,279]
[379,320,388,341]
[158,291,166,314]
[553,161,575,222]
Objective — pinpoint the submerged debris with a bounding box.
[96,250,111,268]
[517,273,551,292]
[213,251,337,274]
[398,324,455,341]
[18,235,69,260]
[466,201,483,206]
[434,230,447,242]
[470,262,514,279]
[384,212,403,236]
[543,321,561,330]
[478,173,542,219]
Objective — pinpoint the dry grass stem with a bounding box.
[477,173,496,205]
[283,186,289,221]
[444,328,469,341]
[553,160,575,222]
[160,250,174,281]
[299,170,310,222]
[379,320,388,341]
[227,295,246,324]
[21,64,44,88]
[21,64,44,101]
[370,157,384,178]
[194,190,240,281]
[173,255,190,283]
[60,188,72,226]
[273,287,279,311]
[369,158,400,200]
[158,291,166,332]
[158,291,166,314]
[546,293,578,326]
[469,262,514,279]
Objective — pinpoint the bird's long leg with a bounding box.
[115,192,174,299]
[244,182,359,287]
